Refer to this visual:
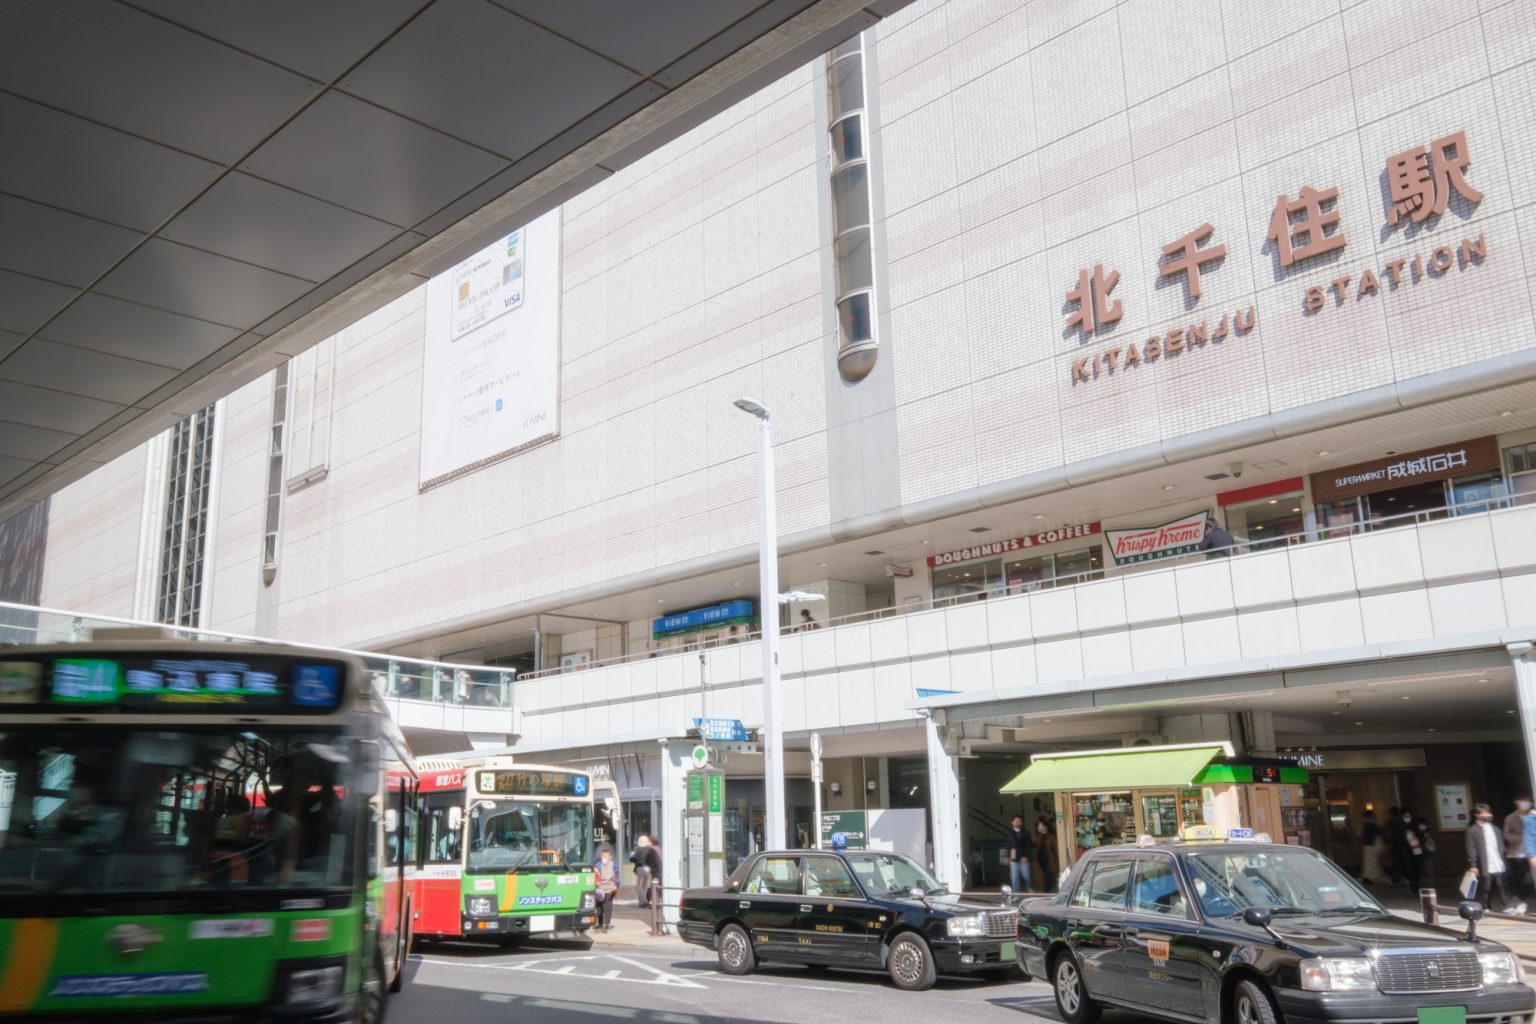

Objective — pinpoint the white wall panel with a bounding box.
[1350,530,1427,591]
[1230,550,1295,608]
[1123,570,1180,624]
[1180,617,1242,666]
[1075,579,1128,632]
[944,602,990,651]
[1236,608,1302,660]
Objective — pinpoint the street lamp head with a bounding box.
[733,397,769,420]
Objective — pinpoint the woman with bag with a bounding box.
[1413,817,1438,893]
[593,844,619,931]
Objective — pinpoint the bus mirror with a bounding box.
[449,807,463,831]
[385,808,399,833]
[354,740,381,796]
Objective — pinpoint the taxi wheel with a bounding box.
[887,933,937,992]
[1052,953,1102,1024]
[718,924,756,975]
[1231,979,1280,1024]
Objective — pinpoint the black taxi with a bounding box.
[1016,829,1534,1024]
[678,848,1019,990]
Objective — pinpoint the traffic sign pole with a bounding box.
[810,732,823,849]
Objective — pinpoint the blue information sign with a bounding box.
[652,599,755,639]
[693,717,749,741]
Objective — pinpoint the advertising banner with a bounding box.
[418,210,561,488]
[1105,512,1208,566]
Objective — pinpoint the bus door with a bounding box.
[418,791,466,936]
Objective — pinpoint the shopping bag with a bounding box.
[1459,870,1478,900]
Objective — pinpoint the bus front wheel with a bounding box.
[359,950,387,1024]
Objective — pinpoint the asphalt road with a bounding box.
[391,938,1155,1024]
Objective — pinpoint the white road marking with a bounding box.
[415,953,704,989]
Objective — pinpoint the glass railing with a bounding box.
[0,603,515,710]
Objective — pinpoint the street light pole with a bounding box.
[734,397,784,852]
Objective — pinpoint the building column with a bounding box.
[1245,710,1276,755]
[925,711,963,891]
[1509,644,1536,800]
[657,739,692,926]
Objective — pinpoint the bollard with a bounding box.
[1420,888,1438,925]
[649,879,661,936]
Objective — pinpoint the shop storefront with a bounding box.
[1218,478,1309,549]
[1311,436,1504,533]
[928,523,1102,602]
[1001,743,1311,868]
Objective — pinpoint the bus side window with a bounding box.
[367,805,380,880]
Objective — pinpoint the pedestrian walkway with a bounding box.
[585,890,685,951]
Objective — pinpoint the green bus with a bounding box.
[0,637,418,1022]
[414,755,598,945]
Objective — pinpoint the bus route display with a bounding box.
[0,655,345,713]
[476,769,589,797]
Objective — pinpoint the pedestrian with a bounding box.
[593,844,619,931]
[1522,804,1536,914]
[644,834,663,899]
[1401,810,1425,894]
[632,835,653,907]
[1504,795,1532,902]
[1413,817,1438,893]
[1384,806,1409,884]
[1359,809,1386,885]
[726,625,742,644]
[798,609,820,631]
[1199,515,1235,559]
[1035,815,1057,889]
[1006,814,1033,892]
[1467,803,1520,913]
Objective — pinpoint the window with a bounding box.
[824,33,879,383]
[422,796,462,864]
[1070,857,1131,911]
[1224,492,1307,550]
[1131,856,1188,917]
[742,856,801,895]
[155,405,216,626]
[801,855,859,898]
[262,366,287,585]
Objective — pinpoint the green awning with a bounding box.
[1001,745,1226,794]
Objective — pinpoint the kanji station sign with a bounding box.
[1069,130,1488,386]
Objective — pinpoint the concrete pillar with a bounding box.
[657,739,692,926]
[785,579,867,628]
[925,712,963,891]
[1245,710,1276,755]
[1509,644,1536,800]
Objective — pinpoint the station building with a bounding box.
[25,0,1536,891]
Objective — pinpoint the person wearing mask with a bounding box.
[1505,796,1533,903]
[632,835,653,908]
[1359,809,1385,885]
[1384,806,1409,885]
[1006,814,1033,892]
[1467,803,1519,913]
[1412,817,1438,894]
[1035,815,1057,890]
[593,845,619,931]
[1401,811,1425,894]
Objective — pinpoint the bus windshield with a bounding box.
[466,799,593,873]
[0,727,356,895]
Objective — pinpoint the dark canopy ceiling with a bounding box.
[0,0,903,521]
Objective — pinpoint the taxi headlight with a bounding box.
[467,896,496,918]
[1480,951,1522,987]
[1300,957,1376,992]
[946,914,986,937]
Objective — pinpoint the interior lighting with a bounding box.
[1317,450,1332,457]
[1268,499,1277,504]
[1162,485,1175,491]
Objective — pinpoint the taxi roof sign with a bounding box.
[1180,825,1224,842]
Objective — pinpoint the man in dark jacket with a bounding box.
[1467,803,1518,912]
[1199,516,1235,558]
[1006,815,1032,892]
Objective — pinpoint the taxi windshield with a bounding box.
[845,852,946,896]
[1185,847,1382,917]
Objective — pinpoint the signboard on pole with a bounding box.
[819,810,868,849]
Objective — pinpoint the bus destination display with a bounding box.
[0,656,344,713]
[477,770,589,797]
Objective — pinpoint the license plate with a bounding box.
[1417,1008,1467,1024]
[998,942,1015,962]
[530,914,556,933]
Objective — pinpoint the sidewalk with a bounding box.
[1369,886,1536,965]
[585,891,689,951]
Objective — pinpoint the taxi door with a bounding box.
[796,855,879,964]
[734,855,803,958]
[1061,853,1133,1002]
[1121,853,1205,1018]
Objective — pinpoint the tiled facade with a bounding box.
[36,0,1536,651]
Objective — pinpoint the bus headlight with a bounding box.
[467,896,496,918]
[581,892,596,911]
[275,958,346,1006]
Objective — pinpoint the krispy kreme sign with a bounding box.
[1106,512,1208,566]
[928,523,1100,567]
